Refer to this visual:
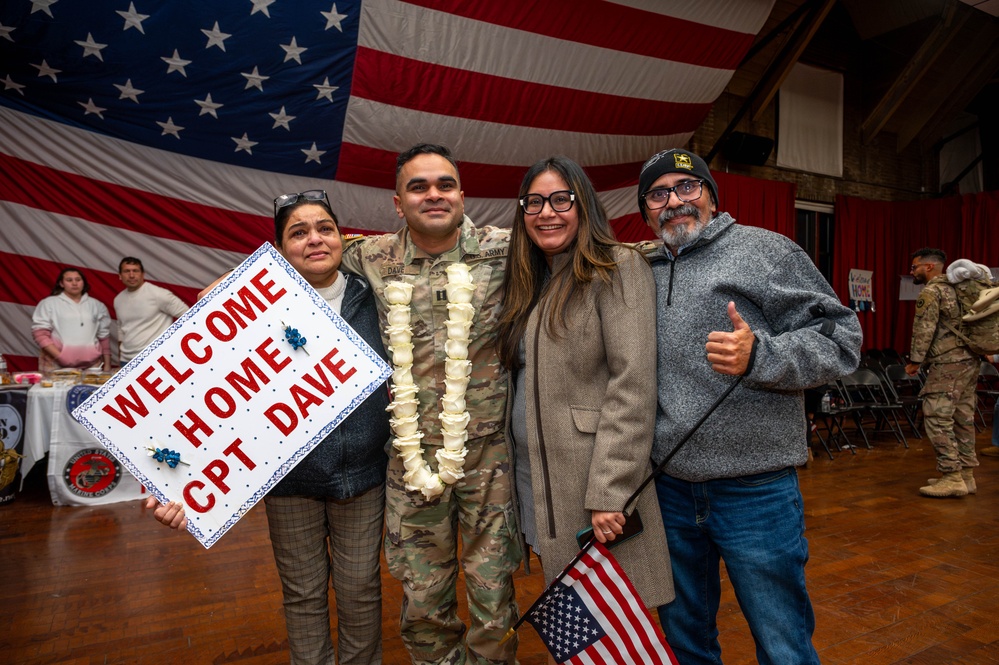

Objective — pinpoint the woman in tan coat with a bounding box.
[496,156,673,609]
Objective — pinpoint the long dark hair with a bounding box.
[51,268,89,296]
[496,156,636,369]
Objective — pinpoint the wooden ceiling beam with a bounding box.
[749,0,837,121]
[895,30,999,152]
[859,1,970,145]
[738,1,814,68]
[912,46,999,153]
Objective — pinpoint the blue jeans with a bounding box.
[993,400,999,447]
[655,469,820,665]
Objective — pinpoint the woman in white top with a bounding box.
[31,267,111,373]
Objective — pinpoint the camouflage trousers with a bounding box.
[921,359,979,473]
[384,429,521,665]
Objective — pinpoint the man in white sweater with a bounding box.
[113,257,188,365]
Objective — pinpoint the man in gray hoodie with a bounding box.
[639,148,861,665]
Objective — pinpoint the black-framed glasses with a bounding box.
[520,190,575,215]
[273,190,330,217]
[641,180,704,210]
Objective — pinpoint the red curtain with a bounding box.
[716,171,797,240]
[612,171,797,242]
[961,190,999,260]
[833,192,997,354]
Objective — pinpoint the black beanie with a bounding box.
[637,148,718,213]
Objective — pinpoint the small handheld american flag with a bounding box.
[525,542,677,665]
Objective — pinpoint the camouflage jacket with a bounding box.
[909,276,976,365]
[341,217,510,445]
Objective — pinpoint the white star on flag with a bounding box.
[202,22,231,51]
[2,74,25,94]
[242,66,269,91]
[30,0,57,18]
[156,116,183,138]
[302,142,325,164]
[232,132,257,154]
[314,77,337,102]
[250,0,276,18]
[31,60,60,82]
[114,79,144,103]
[162,49,192,76]
[75,33,107,61]
[79,97,106,118]
[196,93,223,118]
[117,2,149,33]
[270,106,295,130]
[322,4,347,32]
[281,37,307,64]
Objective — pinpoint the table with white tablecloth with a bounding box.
[23,384,146,505]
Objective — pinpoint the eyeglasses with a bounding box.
[910,263,930,271]
[520,190,575,215]
[641,180,704,210]
[273,190,330,217]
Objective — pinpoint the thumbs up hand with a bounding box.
[706,301,756,375]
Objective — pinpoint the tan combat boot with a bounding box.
[963,469,977,494]
[920,471,968,498]
[926,468,976,494]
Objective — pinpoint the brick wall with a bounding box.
[689,90,937,204]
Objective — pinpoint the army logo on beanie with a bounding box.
[637,148,718,212]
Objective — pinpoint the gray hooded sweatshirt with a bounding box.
[650,213,862,481]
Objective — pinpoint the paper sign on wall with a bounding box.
[73,244,391,548]
[849,268,874,312]
[849,269,873,302]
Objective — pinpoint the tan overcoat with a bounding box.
[509,246,674,608]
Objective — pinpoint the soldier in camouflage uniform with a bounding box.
[905,248,979,498]
[340,144,521,664]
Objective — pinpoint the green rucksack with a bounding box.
[941,278,999,356]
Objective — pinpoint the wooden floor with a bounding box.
[4,424,999,665]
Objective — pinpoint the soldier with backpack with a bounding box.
[905,248,985,497]
[930,261,999,462]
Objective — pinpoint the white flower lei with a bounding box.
[385,264,475,499]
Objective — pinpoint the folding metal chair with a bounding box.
[837,368,908,447]
[811,383,860,454]
[805,387,835,460]
[884,363,923,439]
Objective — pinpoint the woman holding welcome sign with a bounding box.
[147,190,391,665]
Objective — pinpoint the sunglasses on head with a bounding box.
[273,190,331,217]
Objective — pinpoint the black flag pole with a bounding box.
[502,342,756,644]
[620,373,745,518]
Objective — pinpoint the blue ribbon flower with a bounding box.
[152,448,182,468]
[282,322,309,354]
[147,446,187,469]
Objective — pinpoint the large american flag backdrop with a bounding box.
[0,0,775,371]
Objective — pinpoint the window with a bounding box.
[795,204,834,282]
